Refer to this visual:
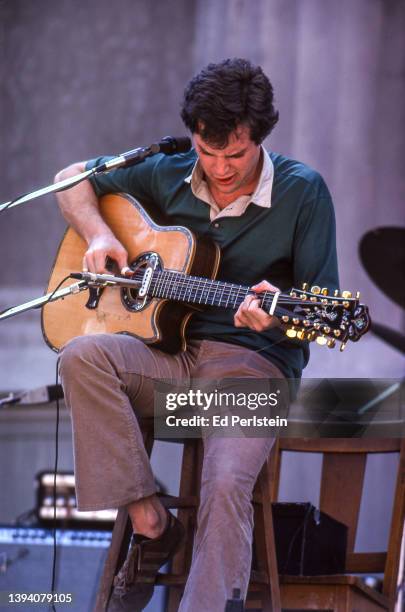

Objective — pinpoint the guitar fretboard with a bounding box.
[149,270,275,311]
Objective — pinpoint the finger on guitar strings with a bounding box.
[234,293,260,328]
[120,266,133,276]
[234,293,278,332]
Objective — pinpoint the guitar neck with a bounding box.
[150,270,279,313]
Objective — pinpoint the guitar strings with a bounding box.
[150,270,328,307]
[126,269,332,308]
[119,270,331,331]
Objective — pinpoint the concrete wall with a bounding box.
[0,0,404,584]
[1,0,404,387]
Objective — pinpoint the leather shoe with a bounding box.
[107,511,185,611]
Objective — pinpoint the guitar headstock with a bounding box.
[277,284,371,350]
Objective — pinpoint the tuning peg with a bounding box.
[292,318,299,325]
[341,290,352,299]
[321,288,329,296]
[296,331,306,340]
[323,326,331,335]
[307,331,317,342]
[327,339,336,349]
[355,291,361,299]
[286,328,297,338]
[282,315,289,323]
[316,335,328,346]
[340,342,347,352]
[333,289,340,297]
[334,329,341,337]
[302,282,308,291]
[311,286,321,294]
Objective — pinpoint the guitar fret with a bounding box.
[154,271,163,297]
[204,279,213,304]
[233,285,242,308]
[186,277,194,302]
[173,272,182,300]
[184,275,192,302]
[211,281,219,306]
[150,272,156,297]
[197,277,204,304]
[178,274,187,301]
[218,282,227,307]
[162,271,172,298]
[171,273,179,300]
[196,278,202,304]
[156,271,164,297]
[202,278,210,304]
[180,274,188,299]
[158,272,166,296]
[224,283,232,308]
[172,272,181,300]
[160,271,168,298]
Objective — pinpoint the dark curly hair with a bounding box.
[180,58,279,147]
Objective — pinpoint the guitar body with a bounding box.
[42,193,220,353]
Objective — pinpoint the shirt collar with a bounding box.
[184,146,274,220]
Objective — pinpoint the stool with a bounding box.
[94,419,281,611]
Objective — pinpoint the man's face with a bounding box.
[193,125,261,197]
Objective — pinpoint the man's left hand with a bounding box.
[234,280,281,332]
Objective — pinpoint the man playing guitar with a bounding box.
[55,58,339,611]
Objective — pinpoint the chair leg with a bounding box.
[257,460,281,612]
[166,439,203,612]
[93,508,132,612]
[94,423,156,611]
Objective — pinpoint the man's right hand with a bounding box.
[54,161,132,276]
[83,233,130,275]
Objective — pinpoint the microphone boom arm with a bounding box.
[0,273,142,322]
[0,168,97,213]
[0,281,88,321]
[0,135,191,214]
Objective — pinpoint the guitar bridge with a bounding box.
[85,285,105,310]
[84,256,116,309]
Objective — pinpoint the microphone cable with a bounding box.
[50,356,61,612]
[45,276,72,612]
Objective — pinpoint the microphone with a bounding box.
[158,136,191,155]
[70,271,142,288]
[94,136,191,173]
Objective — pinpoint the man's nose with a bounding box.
[214,158,230,176]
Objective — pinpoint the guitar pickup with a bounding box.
[138,254,159,298]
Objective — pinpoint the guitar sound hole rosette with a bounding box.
[121,252,162,312]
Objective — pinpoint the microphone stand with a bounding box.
[0,273,142,322]
[0,168,96,213]
[0,281,89,321]
[0,145,154,213]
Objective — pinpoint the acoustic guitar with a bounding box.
[42,193,370,353]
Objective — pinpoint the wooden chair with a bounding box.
[94,419,281,612]
[95,429,405,611]
[265,438,405,612]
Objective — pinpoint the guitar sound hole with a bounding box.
[121,253,161,312]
